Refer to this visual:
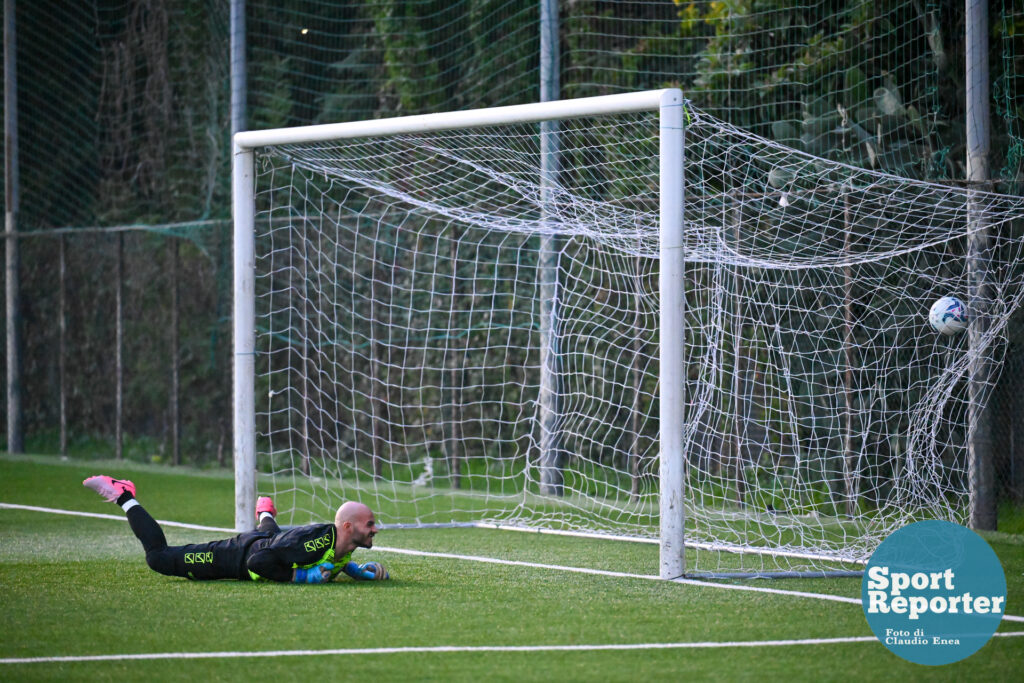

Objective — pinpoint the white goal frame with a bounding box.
[232,89,687,579]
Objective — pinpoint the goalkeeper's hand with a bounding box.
[292,562,335,584]
[343,561,390,581]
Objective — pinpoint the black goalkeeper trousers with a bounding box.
[126,504,280,580]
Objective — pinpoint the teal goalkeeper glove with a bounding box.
[293,562,334,583]
[343,561,389,581]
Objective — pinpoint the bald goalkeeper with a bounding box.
[83,475,389,583]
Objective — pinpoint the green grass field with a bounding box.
[1,453,1022,681]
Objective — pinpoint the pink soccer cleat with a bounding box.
[256,496,277,520]
[83,475,136,503]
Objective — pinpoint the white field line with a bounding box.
[475,522,870,565]
[3,502,1022,625]
[0,502,232,533]
[3,632,1024,665]
[375,545,865,605]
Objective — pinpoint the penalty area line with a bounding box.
[0,636,896,664]
[4,633,1024,665]
[4,502,1023,623]
[5,633,1023,665]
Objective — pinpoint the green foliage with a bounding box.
[249,55,296,130]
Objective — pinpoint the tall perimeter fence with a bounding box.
[2,0,1023,521]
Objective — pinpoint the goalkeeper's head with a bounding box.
[334,501,379,552]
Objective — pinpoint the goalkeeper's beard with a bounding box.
[354,529,375,549]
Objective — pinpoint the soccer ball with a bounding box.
[928,296,967,336]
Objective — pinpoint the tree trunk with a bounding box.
[59,234,67,457]
[169,237,180,466]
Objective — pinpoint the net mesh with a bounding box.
[6,2,1024,516]
[252,105,1024,572]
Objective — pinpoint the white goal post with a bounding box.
[233,89,688,578]
[232,90,1024,579]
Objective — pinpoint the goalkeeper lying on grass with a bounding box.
[83,475,389,583]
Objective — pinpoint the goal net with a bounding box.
[234,91,1024,576]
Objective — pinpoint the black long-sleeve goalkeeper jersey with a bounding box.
[244,523,351,582]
